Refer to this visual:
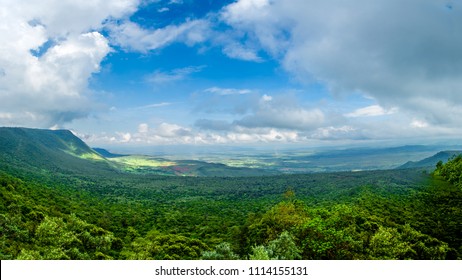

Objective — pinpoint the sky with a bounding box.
[1,0,462,148]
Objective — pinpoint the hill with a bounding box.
[398,151,462,169]
[0,127,114,176]
[0,127,273,177]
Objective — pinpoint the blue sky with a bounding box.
[1,0,462,147]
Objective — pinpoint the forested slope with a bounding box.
[1,128,461,259]
[2,165,461,259]
[0,127,115,177]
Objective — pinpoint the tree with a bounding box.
[202,242,240,260]
[249,231,301,260]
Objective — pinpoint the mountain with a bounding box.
[0,127,114,176]
[398,151,462,169]
[93,148,126,158]
[0,127,274,177]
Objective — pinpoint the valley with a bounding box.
[0,127,461,260]
[97,144,456,175]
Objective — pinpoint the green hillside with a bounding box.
[1,127,461,260]
[398,151,462,169]
[0,127,114,177]
[435,154,462,190]
[0,127,271,177]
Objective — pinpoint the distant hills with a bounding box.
[0,127,274,177]
[1,127,461,177]
[398,151,462,169]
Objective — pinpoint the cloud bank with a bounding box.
[227,0,462,127]
[3,0,462,145]
[0,0,138,127]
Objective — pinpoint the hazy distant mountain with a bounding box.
[398,151,462,170]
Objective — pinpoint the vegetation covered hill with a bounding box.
[0,127,461,259]
[398,151,462,169]
[0,127,275,177]
[435,154,462,190]
[0,127,114,177]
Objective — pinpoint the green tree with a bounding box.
[249,231,301,260]
[202,242,240,260]
[249,245,270,260]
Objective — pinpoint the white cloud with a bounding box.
[261,94,272,102]
[236,107,324,131]
[345,105,397,118]
[1,0,139,38]
[156,122,192,138]
[147,66,205,84]
[232,94,326,131]
[205,87,253,96]
[0,113,13,121]
[410,119,428,129]
[117,132,132,143]
[107,19,210,52]
[222,42,262,62]
[136,102,172,109]
[0,0,139,127]
[223,0,462,129]
[138,123,149,133]
[310,126,360,140]
[220,0,291,57]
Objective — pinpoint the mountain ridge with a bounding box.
[0,127,275,177]
[0,127,114,176]
[397,150,462,170]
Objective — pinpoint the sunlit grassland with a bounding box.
[78,153,106,161]
[108,155,177,168]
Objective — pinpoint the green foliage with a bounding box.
[249,231,301,260]
[1,128,461,259]
[249,245,270,260]
[121,230,209,260]
[242,200,308,252]
[201,242,239,260]
[0,173,117,259]
[435,154,462,189]
[367,224,449,260]
[296,206,363,259]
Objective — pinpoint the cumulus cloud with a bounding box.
[195,93,327,135]
[0,0,139,127]
[224,0,462,129]
[235,107,324,131]
[220,0,291,57]
[156,122,192,138]
[234,94,325,131]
